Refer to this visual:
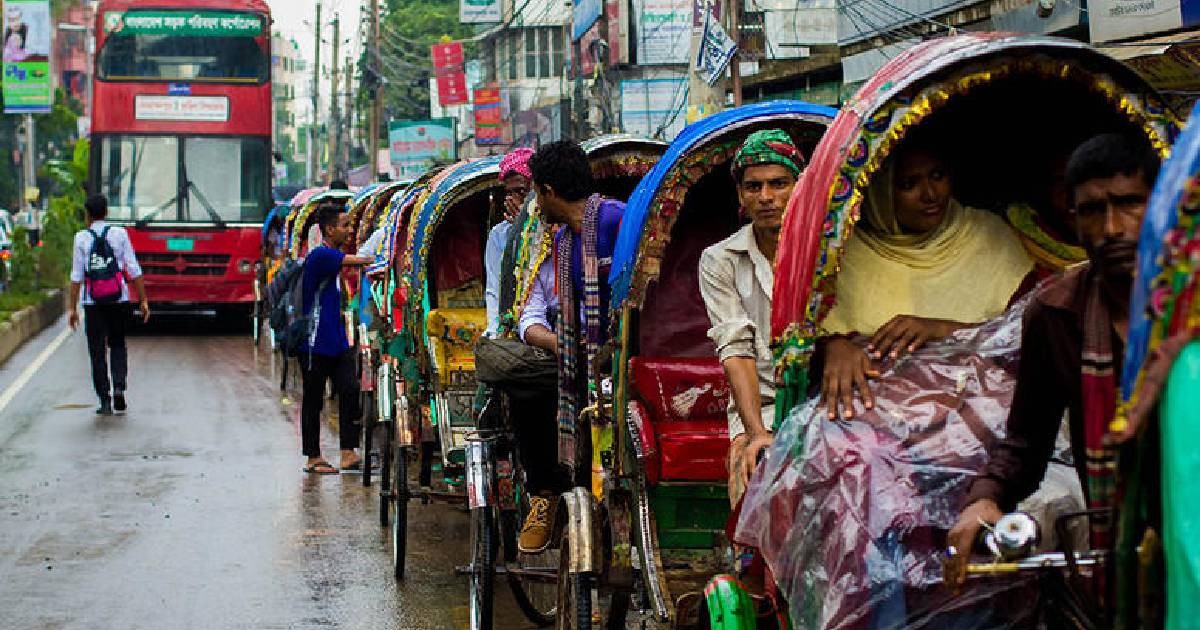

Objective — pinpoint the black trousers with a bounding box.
[300,350,362,458]
[84,303,130,402]
[505,388,571,497]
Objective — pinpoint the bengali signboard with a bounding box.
[1089,0,1200,42]
[621,76,688,140]
[633,0,691,65]
[102,10,263,36]
[389,118,456,179]
[474,87,503,146]
[460,0,501,24]
[3,0,51,114]
[134,95,229,121]
[431,41,468,106]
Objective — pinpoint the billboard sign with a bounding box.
[389,118,456,179]
[1089,0,1200,42]
[573,0,603,41]
[3,0,52,114]
[621,76,688,140]
[634,0,691,64]
[460,0,501,23]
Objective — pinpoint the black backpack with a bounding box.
[84,226,124,304]
[267,259,330,358]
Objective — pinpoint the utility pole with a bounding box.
[343,55,352,177]
[310,0,322,186]
[572,36,587,138]
[329,13,341,182]
[729,0,742,107]
[367,0,381,182]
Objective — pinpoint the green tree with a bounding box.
[359,0,476,148]
[38,138,88,288]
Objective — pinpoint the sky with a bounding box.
[268,0,363,122]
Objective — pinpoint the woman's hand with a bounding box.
[821,337,878,420]
[868,315,964,360]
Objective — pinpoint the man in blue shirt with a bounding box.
[516,140,625,552]
[300,204,373,474]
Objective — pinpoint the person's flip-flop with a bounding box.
[303,461,339,475]
[341,460,363,471]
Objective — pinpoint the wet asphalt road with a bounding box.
[0,315,534,630]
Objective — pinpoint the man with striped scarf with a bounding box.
[516,140,626,553]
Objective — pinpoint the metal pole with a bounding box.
[329,13,340,183]
[310,0,322,186]
[572,37,586,138]
[367,0,380,182]
[729,0,742,107]
[24,113,35,218]
[343,55,351,177]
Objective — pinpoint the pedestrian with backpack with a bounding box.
[298,204,372,474]
[67,195,150,416]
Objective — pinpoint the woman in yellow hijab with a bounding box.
[820,143,1034,419]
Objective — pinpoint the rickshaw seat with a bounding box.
[425,308,486,383]
[628,357,729,484]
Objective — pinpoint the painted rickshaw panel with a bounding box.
[1122,99,1200,416]
[770,34,1180,385]
[609,100,840,311]
[287,189,354,259]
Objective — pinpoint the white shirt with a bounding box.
[70,221,143,305]
[699,223,775,440]
[484,220,512,336]
[358,226,386,259]
[518,256,558,343]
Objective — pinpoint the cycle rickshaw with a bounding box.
[524,102,837,629]
[718,34,1178,629]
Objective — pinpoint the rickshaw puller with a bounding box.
[517,140,626,553]
[946,133,1162,588]
[699,129,805,505]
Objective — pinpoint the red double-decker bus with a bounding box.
[90,0,272,319]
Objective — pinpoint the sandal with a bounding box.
[341,458,363,471]
[303,460,339,475]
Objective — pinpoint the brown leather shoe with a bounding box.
[517,496,557,553]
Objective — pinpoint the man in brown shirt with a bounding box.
[944,133,1161,588]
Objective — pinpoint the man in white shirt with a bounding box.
[485,147,533,336]
[68,195,150,416]
[699,129,804,505]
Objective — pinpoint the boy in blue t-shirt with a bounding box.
[300,203,373,474]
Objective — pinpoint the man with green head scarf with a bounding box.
[699,128,805,504]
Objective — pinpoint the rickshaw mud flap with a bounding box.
[465,438,494,510]
[561,487,598,575]
[375,363,394,422]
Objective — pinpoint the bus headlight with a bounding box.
[238,259,253,274]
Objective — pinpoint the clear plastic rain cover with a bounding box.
[736,297,1085,629]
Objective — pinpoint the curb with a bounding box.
[0,290,64,367]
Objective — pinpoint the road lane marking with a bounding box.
[0,325,72,417]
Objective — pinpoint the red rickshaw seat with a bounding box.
[628,357,730,484]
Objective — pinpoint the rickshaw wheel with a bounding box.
[556,527,593,629]
[379,422,393,528]
[469,505,497,630]
[392,446,408,580]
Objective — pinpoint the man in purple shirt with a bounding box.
[300,204,372,475]
[516,140,625,552]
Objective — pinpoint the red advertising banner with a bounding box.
[437,71,469,105]
[431,41,465,72]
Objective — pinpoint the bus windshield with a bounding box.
[97,9,267,83]
[98,135,271,224]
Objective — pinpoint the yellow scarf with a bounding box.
[823,165,1033,335]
